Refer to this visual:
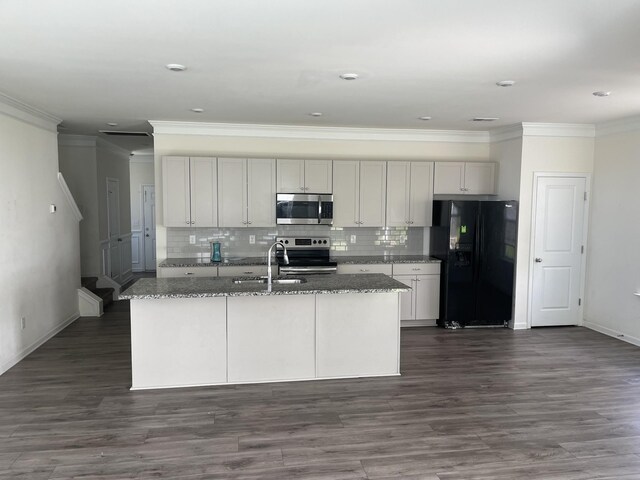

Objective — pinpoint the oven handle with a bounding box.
[317,195,322,224]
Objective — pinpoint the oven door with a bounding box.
[276,194,333,225]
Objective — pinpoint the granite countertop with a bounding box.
[120,273,410,299]
[333,255,441,264]
[159,257,267,268]
[160,255,440,268]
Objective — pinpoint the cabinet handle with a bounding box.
[360,269,370,272]
[247,221,252,225]
[185,221,190,224]
[300,186,305,190]
[412,268,421,271]
[243,271,253,274]
[184,272,194,275]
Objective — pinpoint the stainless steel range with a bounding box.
[276,236,337,275]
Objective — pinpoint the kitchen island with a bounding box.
[121,274,409,390]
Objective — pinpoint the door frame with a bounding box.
[142,184,156,271]
[526,172,591,328]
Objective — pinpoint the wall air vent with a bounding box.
[98,130,151,137]
[471,117,499,122]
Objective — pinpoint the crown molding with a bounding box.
[0,91,61,132]
[96,137,132,157]
[489,124,523,143]
[149,121,491,144]
[521,122,595,138]
[58,134,97,147]
[596,115,640,137]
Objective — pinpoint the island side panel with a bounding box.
[316,292,400,378]
[227,295,315,383]
[130,297,227,390]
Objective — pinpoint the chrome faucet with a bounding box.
[267,240,288,289]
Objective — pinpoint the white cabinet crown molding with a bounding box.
[149,120,490,144]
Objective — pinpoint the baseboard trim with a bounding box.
[401,319,437,328]
[584,321,640,348]
[0,312,79,376]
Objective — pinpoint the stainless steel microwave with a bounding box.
[276,194,333,225]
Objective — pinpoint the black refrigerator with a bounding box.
[431,200,518,328]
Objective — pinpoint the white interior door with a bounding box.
[143,185,156,271]
[531,176,587,327]
[107,178,121,282]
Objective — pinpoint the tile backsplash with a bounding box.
[167,226,425,259]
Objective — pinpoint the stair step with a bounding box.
[93,287,114,308]
[81,277,98,290]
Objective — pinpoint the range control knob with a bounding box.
[284,240,289,244]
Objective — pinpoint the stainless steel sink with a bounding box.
[231,277,306,285]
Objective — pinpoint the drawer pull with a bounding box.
[359,269,370,272]
[243,271,253,274]
[412,268,421,271]
[184,272,194,275]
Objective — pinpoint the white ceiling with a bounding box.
[2,0,640,153]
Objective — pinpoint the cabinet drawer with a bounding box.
[392,263,440,275]
[217,265,268,277]
[157,266,218,278]
[337,264,393,275]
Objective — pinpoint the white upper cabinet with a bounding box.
[333,160,386,227]
[247,158,276,227]
[163,156,217,227]
[219,157,276,228]
[386,161,433,227]
[434,161,496,195]
[277,159,332,193]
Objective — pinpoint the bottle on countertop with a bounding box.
[210,241,221,262]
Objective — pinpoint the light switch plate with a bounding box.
[350,235,357,243]
[189,235,196,244]
[249,235,255,244]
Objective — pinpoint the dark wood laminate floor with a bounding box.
[2,303,640,479]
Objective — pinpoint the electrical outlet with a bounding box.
[350,235,357,243]
[249,235,255,245]
[189,235,196,244]
[20,317,26,330]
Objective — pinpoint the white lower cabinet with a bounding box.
[336,264,393,275]
[157,266,218,278]
[227,295,316,382]
[316,293,399,378]
[130,298,227,389]
[217,265,268,277]
[392,263,440,327]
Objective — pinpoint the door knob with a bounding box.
[535,257,543,263]
[145,234,150,237]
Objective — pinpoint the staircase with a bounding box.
[81,277,114,310]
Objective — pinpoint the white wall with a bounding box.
[584,127,640,344]
[58,137,100,276]
[0,106,81,375]
[152,126,491,262]
[491,136,522,201]
[512,134,595,328]
[96,140,132,241]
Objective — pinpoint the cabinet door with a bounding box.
[276,159,305,193]
[218,158,247,227]
[190,157,217,227]
[464,162,496,195]
[434,162,464,195]
[162,156,191,227]
[304,160,333,193]
[359,161,387,227]
[386,162,411,227]
[333,161,360,227]
[414,275,440,320]
[393,275,415,321]
[410,162,434,227]
[247,158,276,227]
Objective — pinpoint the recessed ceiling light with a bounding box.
[191,108,204,113]
[106,122,118,127]
[309,112,323,117]
[166,63,186,72]
[339,73,359,80]
[593,91,611,97]
[418,116,432,121]
[496,80,516,87]
[472,117,500,122]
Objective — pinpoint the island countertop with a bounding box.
[121,273,410,300]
